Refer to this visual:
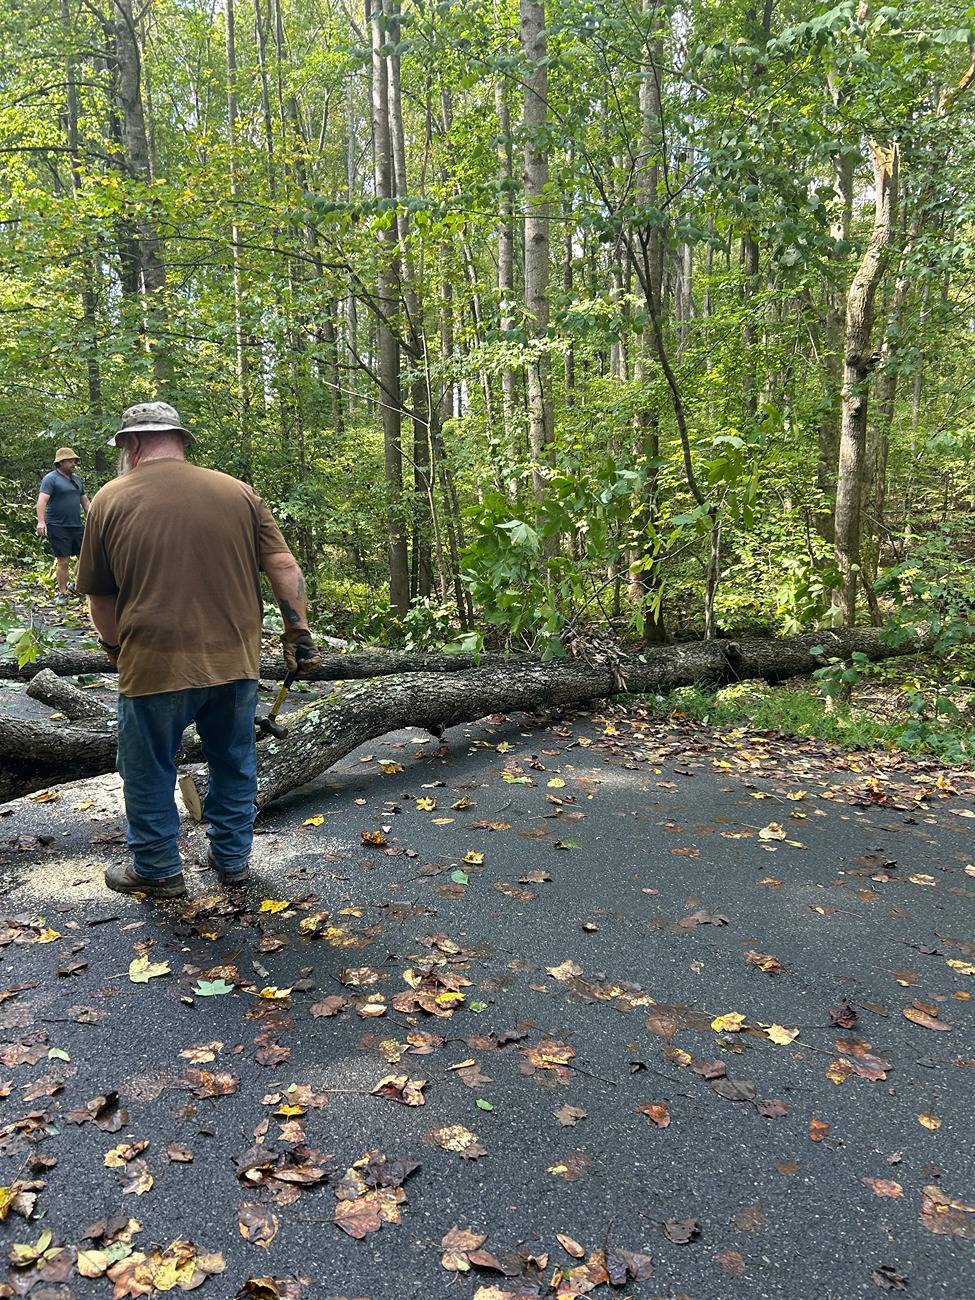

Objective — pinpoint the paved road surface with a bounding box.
[0,697,972,1299]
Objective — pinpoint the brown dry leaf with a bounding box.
[371,1074,427,1106]
[809,1118,829,1143]
[520,1040,576,1071]
[734,1204,766,1232]
[919,1184,975,1239]
[716,1247,746,1276]
[553,1104,587,1127]
[636,1102,671,1128]
[440,1225,487,1272]
[902,1005,951,1032]
[239,1203,279,1248]
[863,1178,903,1198]
[556,1233,586,1259]
[547,1152,592,1182]
[546,960,583,981]
[309,998,351,1019]
[361,830,388,848]
[166,1145,193,1163]
[334,1186,406,1238]
[745,949,784,974]
[183,1069,239,1099]
[426,1124,486,1159]
[661,1217,700,1244]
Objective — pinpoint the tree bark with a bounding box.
[225,0,251,465]
[833,142,898,626]
[369,0,410,617]
[0,629,934,805]
[520,0,553,505]
[112,0,172,394]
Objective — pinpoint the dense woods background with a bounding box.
[2,1,974,674]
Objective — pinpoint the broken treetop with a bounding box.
[77,460,293,697]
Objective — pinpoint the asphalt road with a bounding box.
[0,695,973,1300]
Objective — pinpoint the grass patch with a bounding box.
[641,679,975,761]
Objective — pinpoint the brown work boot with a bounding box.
[105,862,187,899]
[205,848,250,885]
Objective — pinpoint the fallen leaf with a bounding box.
[919,1184,975,1238]
[918,1113,941,1130]
[636,1102,671,1128]
[440,1225,487,1272]
[661,1217,700,1244]
[371,1075,427,1106]
[553,1104,586,1127]
[863,1177,903,1198]
[710,1012,746,1033]
[556,1233,586,1259]
[746,950,784,974]
[871,1264,908,1291]
[764,1024,799,1045]
[128,955,171,983]
[239,1204,279,1248]
[809,1118,829,1143]
[903,1006,951,1032]
[426,1124,486,1159]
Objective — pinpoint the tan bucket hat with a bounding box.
[54,447,79,463]
[109,401,195,446]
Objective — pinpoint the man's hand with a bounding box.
[36,521,47,536]
[98,638,121,667]
[282,628,321,677]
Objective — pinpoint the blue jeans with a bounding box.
[116,680,258,880]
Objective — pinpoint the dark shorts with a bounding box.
[47,526,84,558]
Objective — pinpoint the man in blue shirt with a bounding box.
[36,447,91,603]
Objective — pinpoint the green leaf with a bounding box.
[192,979,235,997]
[475,1098,494,1111]
[450,870,469,885]
[469,1000,488,1013]
[47,1048,70,1062]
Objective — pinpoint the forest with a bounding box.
[2,0,975,748]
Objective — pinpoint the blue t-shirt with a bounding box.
[40,469,85,528]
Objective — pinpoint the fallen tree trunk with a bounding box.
[0,628,930,806]
[26,668,115,726]
[0,646,508,683]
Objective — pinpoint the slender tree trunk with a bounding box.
[112,0,172,394]
[816,147,855,541]
[62,0,106,471]
[496,82,519,480]
[368,0,410,617]
[225,0,250,467]
[520,0,552,505]
[833,142,898,626]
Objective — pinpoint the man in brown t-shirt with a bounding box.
[78,401,320,898]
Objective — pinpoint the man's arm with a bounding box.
[80,494,91,514]
[263,551,309,630]
[87,595,119,650]
[35,492,50,535]
[262,551,321,675]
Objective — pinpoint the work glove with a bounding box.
[98,639,121,668]
[282,628,321,678]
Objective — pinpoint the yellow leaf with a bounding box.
[547,777,566,788]
[29,789,60,803]
[259,899,290,913]
[918,1113,941,1130]
[379,761,404,774]
[463,851,484,865]
[303,816,325,827]
[33,928,61,944]
[759,822,786,841]
[258,986,292,1001]
[947,960,975,976]
[764,1024,799,1045]
[128,956,171,983]
[416,797,437,811]
[711,1012,746,1033]
[908,873,936,887]
[431,817,454,825]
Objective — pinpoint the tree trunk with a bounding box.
[816,149,855,541]
[496,81,519,478]
[112,0,172,394]
[520,0,552,505]
[368,0,410,617]
[833,142,898,626]
[225,0,251,466]
[0,629,933,806]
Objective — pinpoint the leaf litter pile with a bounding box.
[0,706,973,1297]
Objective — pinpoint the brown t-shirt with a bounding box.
[77,460,292,697]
